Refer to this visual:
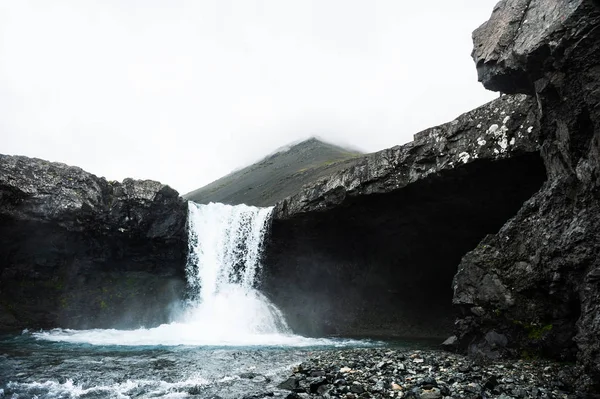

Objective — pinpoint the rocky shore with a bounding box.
[275,348,583,399]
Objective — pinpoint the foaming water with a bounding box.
[182,202,290,336]
[31,327,372,347]
[33,202,372,348]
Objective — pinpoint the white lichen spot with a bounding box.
[509,138,516,146]
[477,137,486,146]
[458,152,470,164]
[477,123,482,129]
[487,124,499,134]
[487,117,513,154]
[497,128,510,152]
[527,126,534,133]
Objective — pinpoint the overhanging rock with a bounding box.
[457,0,600,391]
[263,94,546,338]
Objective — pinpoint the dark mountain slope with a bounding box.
[183,138,362,207]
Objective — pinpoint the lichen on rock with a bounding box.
[0,155,188,331]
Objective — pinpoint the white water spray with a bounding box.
[181,202,291,336]
[33,202,377,347]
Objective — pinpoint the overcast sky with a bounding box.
[1,1,499,194]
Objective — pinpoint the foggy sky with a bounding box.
[1,1,499,194]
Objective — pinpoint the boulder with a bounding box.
[0,155,188,331]
[454,0,600,391]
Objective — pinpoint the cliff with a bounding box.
[260,0,600,391]
[452,0,600,390]
[262,94,546,339]
[0,155,188,331]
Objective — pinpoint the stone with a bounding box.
[420,387,442,399]
[455,0,600,391]
[441,336,458,348]
[349,383,364,394]
[0,155,187,331]
[277,378,300,391]
[309,377,327,394]
[263,94,545,338]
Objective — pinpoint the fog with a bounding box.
[0,1,499,194]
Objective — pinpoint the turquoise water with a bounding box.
[0,332,386,399]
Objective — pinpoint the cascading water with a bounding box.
[32,201,368,347]
[9,202,380,399]
[181,202,291,338]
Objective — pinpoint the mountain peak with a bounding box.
[184,138,363,206]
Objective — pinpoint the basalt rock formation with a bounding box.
[452,0,600,391]
[0,155,187,331]
[262,93,547,339]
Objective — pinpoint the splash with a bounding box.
[34,202,374,347]
[182,202,290,336]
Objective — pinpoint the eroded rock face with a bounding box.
[455,0,600,391]
[472,0,599,94]
[0,155,188,331]
[263,95,546,338]
[274,95,540,220]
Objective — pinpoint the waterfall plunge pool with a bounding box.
[0,202,440,398]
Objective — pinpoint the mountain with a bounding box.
[183,138,363,206]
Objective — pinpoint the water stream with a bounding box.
[0,202,381,398]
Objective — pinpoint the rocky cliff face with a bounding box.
[263,94,547,338]
[0,155,188,331]
[453,0,600,391]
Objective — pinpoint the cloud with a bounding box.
[0,0,498,193]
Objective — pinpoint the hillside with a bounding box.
[183,138,363,206]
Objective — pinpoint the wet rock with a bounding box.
[349,382,364,394]
[455,0,600,391]
[0,155,187,331]
[308,377,327,394]
[278,348,579,398]
[419,387,442,399]
[441,336,457,349]
[278,377,300,391]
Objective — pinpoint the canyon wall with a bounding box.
[263,94,546,338]
[0,155,188,331]
[453,0,600,390]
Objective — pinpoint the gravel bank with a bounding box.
[276,348,585,399]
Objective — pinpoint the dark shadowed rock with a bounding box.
[273,95,540,220]
[0,155,188,331]
[262,94,546,338]
[455,0,600,392]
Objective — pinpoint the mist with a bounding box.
[0,0,499,194]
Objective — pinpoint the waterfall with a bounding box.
[182,202,290,336]
[33,202,370,346]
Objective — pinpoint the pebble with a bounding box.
[277,348,581,398]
